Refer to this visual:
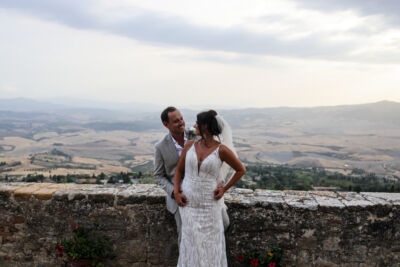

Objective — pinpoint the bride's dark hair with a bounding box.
[196,110,221,138]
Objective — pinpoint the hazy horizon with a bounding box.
[0,96,399,111]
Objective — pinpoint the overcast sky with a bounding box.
[1,0,399,108]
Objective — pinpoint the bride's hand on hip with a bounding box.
[214,186,226,200]
[174,191,188,207]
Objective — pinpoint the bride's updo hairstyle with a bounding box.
[196,110,222,138]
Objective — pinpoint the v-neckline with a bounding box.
[193,142,220,174]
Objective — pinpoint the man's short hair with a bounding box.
[161,106,177,123]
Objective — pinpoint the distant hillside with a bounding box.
[0,98,66,112]
[1,99,399,134]
[220,101,400,132]
[0,97,162,114]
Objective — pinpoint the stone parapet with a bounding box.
[0,183,399,266]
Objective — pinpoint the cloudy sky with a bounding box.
[1,0,399,108]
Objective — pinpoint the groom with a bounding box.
[154,106,230,245]
[154,106,188,245]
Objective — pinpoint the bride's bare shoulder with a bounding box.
[218,144,234,158]
[218,143,229,151]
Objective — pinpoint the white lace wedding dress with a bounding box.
[177,143,227,267]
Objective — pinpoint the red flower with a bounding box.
[237,254,244,262]
[250,259,259,267]
[55,244,63,258]
[72,225,79,233]
[268,262,276,267]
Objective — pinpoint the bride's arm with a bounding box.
[173,140,194,206]
[214,144,246,200]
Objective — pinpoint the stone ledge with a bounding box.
[1,183,400,209]
[1,182,400,266]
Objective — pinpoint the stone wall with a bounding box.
[0,183,400,267]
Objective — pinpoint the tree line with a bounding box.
[236,165,400,192]
[18,171,154,184]
[7,164,400,193]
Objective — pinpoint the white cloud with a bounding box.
[293,0,400,24]
[0,1,399,108]
[2,0,400,63]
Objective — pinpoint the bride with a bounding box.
[173,110,246,267]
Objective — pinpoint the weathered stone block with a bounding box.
[0,232,12,237]
[33,188,58,200]
[119,240,147,261]
[117,194,147,205]
[87,189,116,205]
[12,216,24,224]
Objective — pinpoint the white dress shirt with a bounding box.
[170,133,187,157]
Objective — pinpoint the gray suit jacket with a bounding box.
[154,133,181,213]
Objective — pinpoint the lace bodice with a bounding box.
[185,143,222,181]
